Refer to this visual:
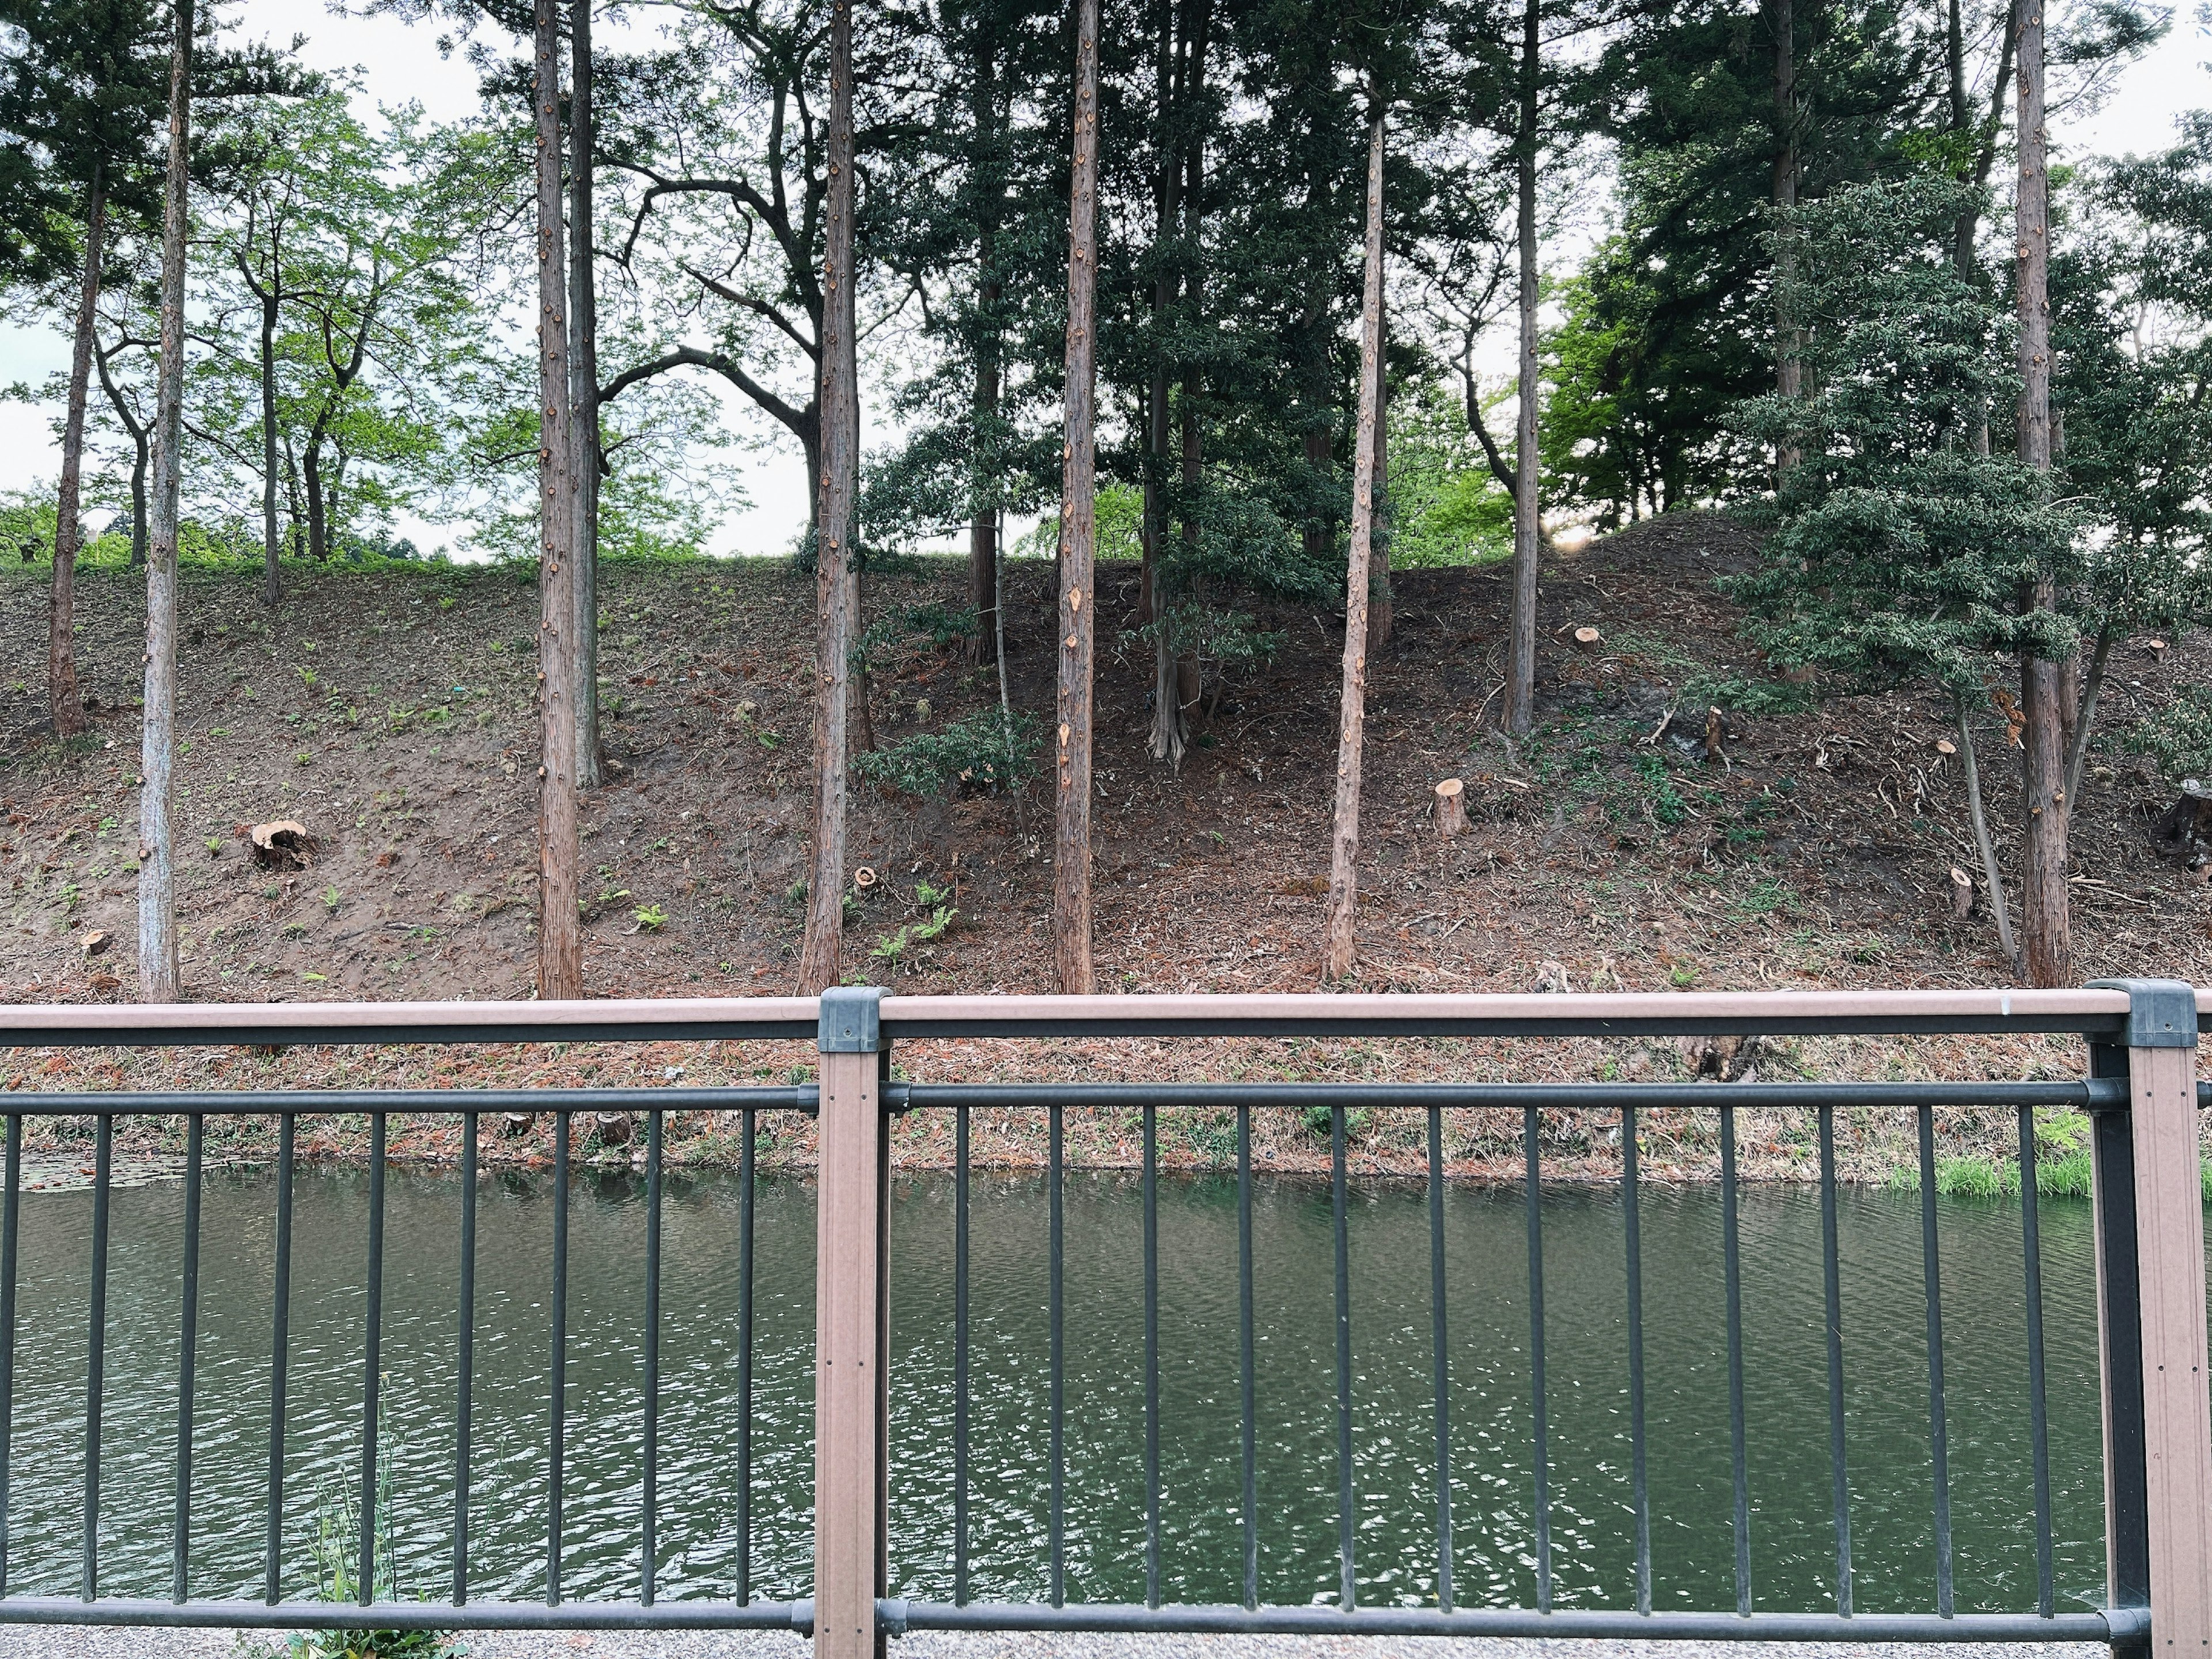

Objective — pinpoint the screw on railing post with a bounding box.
[815,986,888,1659]
[2086,979,2209,1659]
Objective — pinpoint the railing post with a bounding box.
[815,986,889,1659]
[2088,979,2209,1658]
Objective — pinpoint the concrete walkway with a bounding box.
[0,1630,2112,1659]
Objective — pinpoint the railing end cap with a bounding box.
[2087,979,2199,1050]
[818,985,885,1053]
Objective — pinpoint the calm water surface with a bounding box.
[2,1162,2141,1617]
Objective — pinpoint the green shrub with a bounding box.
[2121,684,2212,786]
[854,710,1041,798]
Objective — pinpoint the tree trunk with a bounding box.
[1321,112,1386,983]
[128,435,147,568]
[249,252,281,605]
[1503,0,1541,737]
[571,0,603,789]
[139,0,192,1003]
[797,0,859,993]
[1955,690,2020,973]
[1365,293,1391,654]
[969,311,1000,666]
[283,437,304,560]
[99,339,149,569]
[1143,0,1185,769]
[1300,430,1332,567]
[1172,0,1208,735]
[304,427,328,562]
[1052,0,1102,995]
[968,13,1002,669]
[1770,0,1800,474]
[2062,624,2113,809]
[2014,0,2069,987]
[534,0,582,1001]
[50,167,104,741]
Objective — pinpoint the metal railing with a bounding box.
[0,982,2205,1656]
[0,997,819,1632]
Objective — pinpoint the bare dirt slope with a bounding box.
[1,515,2204,1178]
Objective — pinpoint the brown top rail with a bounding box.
[0,986,2205,1050]
[0,995,819,1048]
[878,987,2165,1039]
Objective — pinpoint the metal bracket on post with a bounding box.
[2087,979,2209,1658]
[815,987,888,1659]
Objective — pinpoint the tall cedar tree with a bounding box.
[797,0,859,991]
[1321,109,1387,979]
[535,0,582,998]
[1770,0,1800,439]
[1052,0,1102,993]
[2012,1,2067,985]
[571,0,604,786]
[139,0,191,1002]
[1502,0,1539,734]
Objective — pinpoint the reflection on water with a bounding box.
[2,1160,2131,1615]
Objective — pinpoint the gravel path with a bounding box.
[0,1630,2111,1659]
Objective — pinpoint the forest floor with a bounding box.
[1,511,2206,1187]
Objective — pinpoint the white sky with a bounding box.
[0,0,2203,559]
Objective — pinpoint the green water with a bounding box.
[0,1162,2131,1616]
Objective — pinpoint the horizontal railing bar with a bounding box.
[884,1600,2141,1644]
[0,998,818,1050]
[0,1088,816,1118]
[880,988,2150,1039]
[0,1597,813,1632]
[12,988,2209,1050]
[885,1079,2128,1111]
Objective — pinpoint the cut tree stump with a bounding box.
[1433,778,1467,839]
[248,820,315,870]
[1702,706,1725,764]
[1949,866,1974,918]
[2150,779,2212,868]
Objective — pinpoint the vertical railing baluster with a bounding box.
[173,1113,203,1604]
[0,1112,20,1602]
[84,1111,111,1602]
[548,1108,569,1606]
[1237,1100,1256,1612]
[359,1110,386,1608]
[1623,1103,1650,1617]
[1427,1103,1452,1614]
[1524,1104,1551,1613]
[642,1107,662,1607]
[737,1102,756,1604]
[266,1112,295,1604]
[1916,1103,1954,1618]
[454,1109,477,1606]
[1143,1102,1161,1611]
[1049,1098,1065,1608]
[1721,1102,1749,1616]
[953,1103,970,1608]
[1332,1101,1354,1612]
[2017,1104,2053,1620]
[1819,1101,1852,1618]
